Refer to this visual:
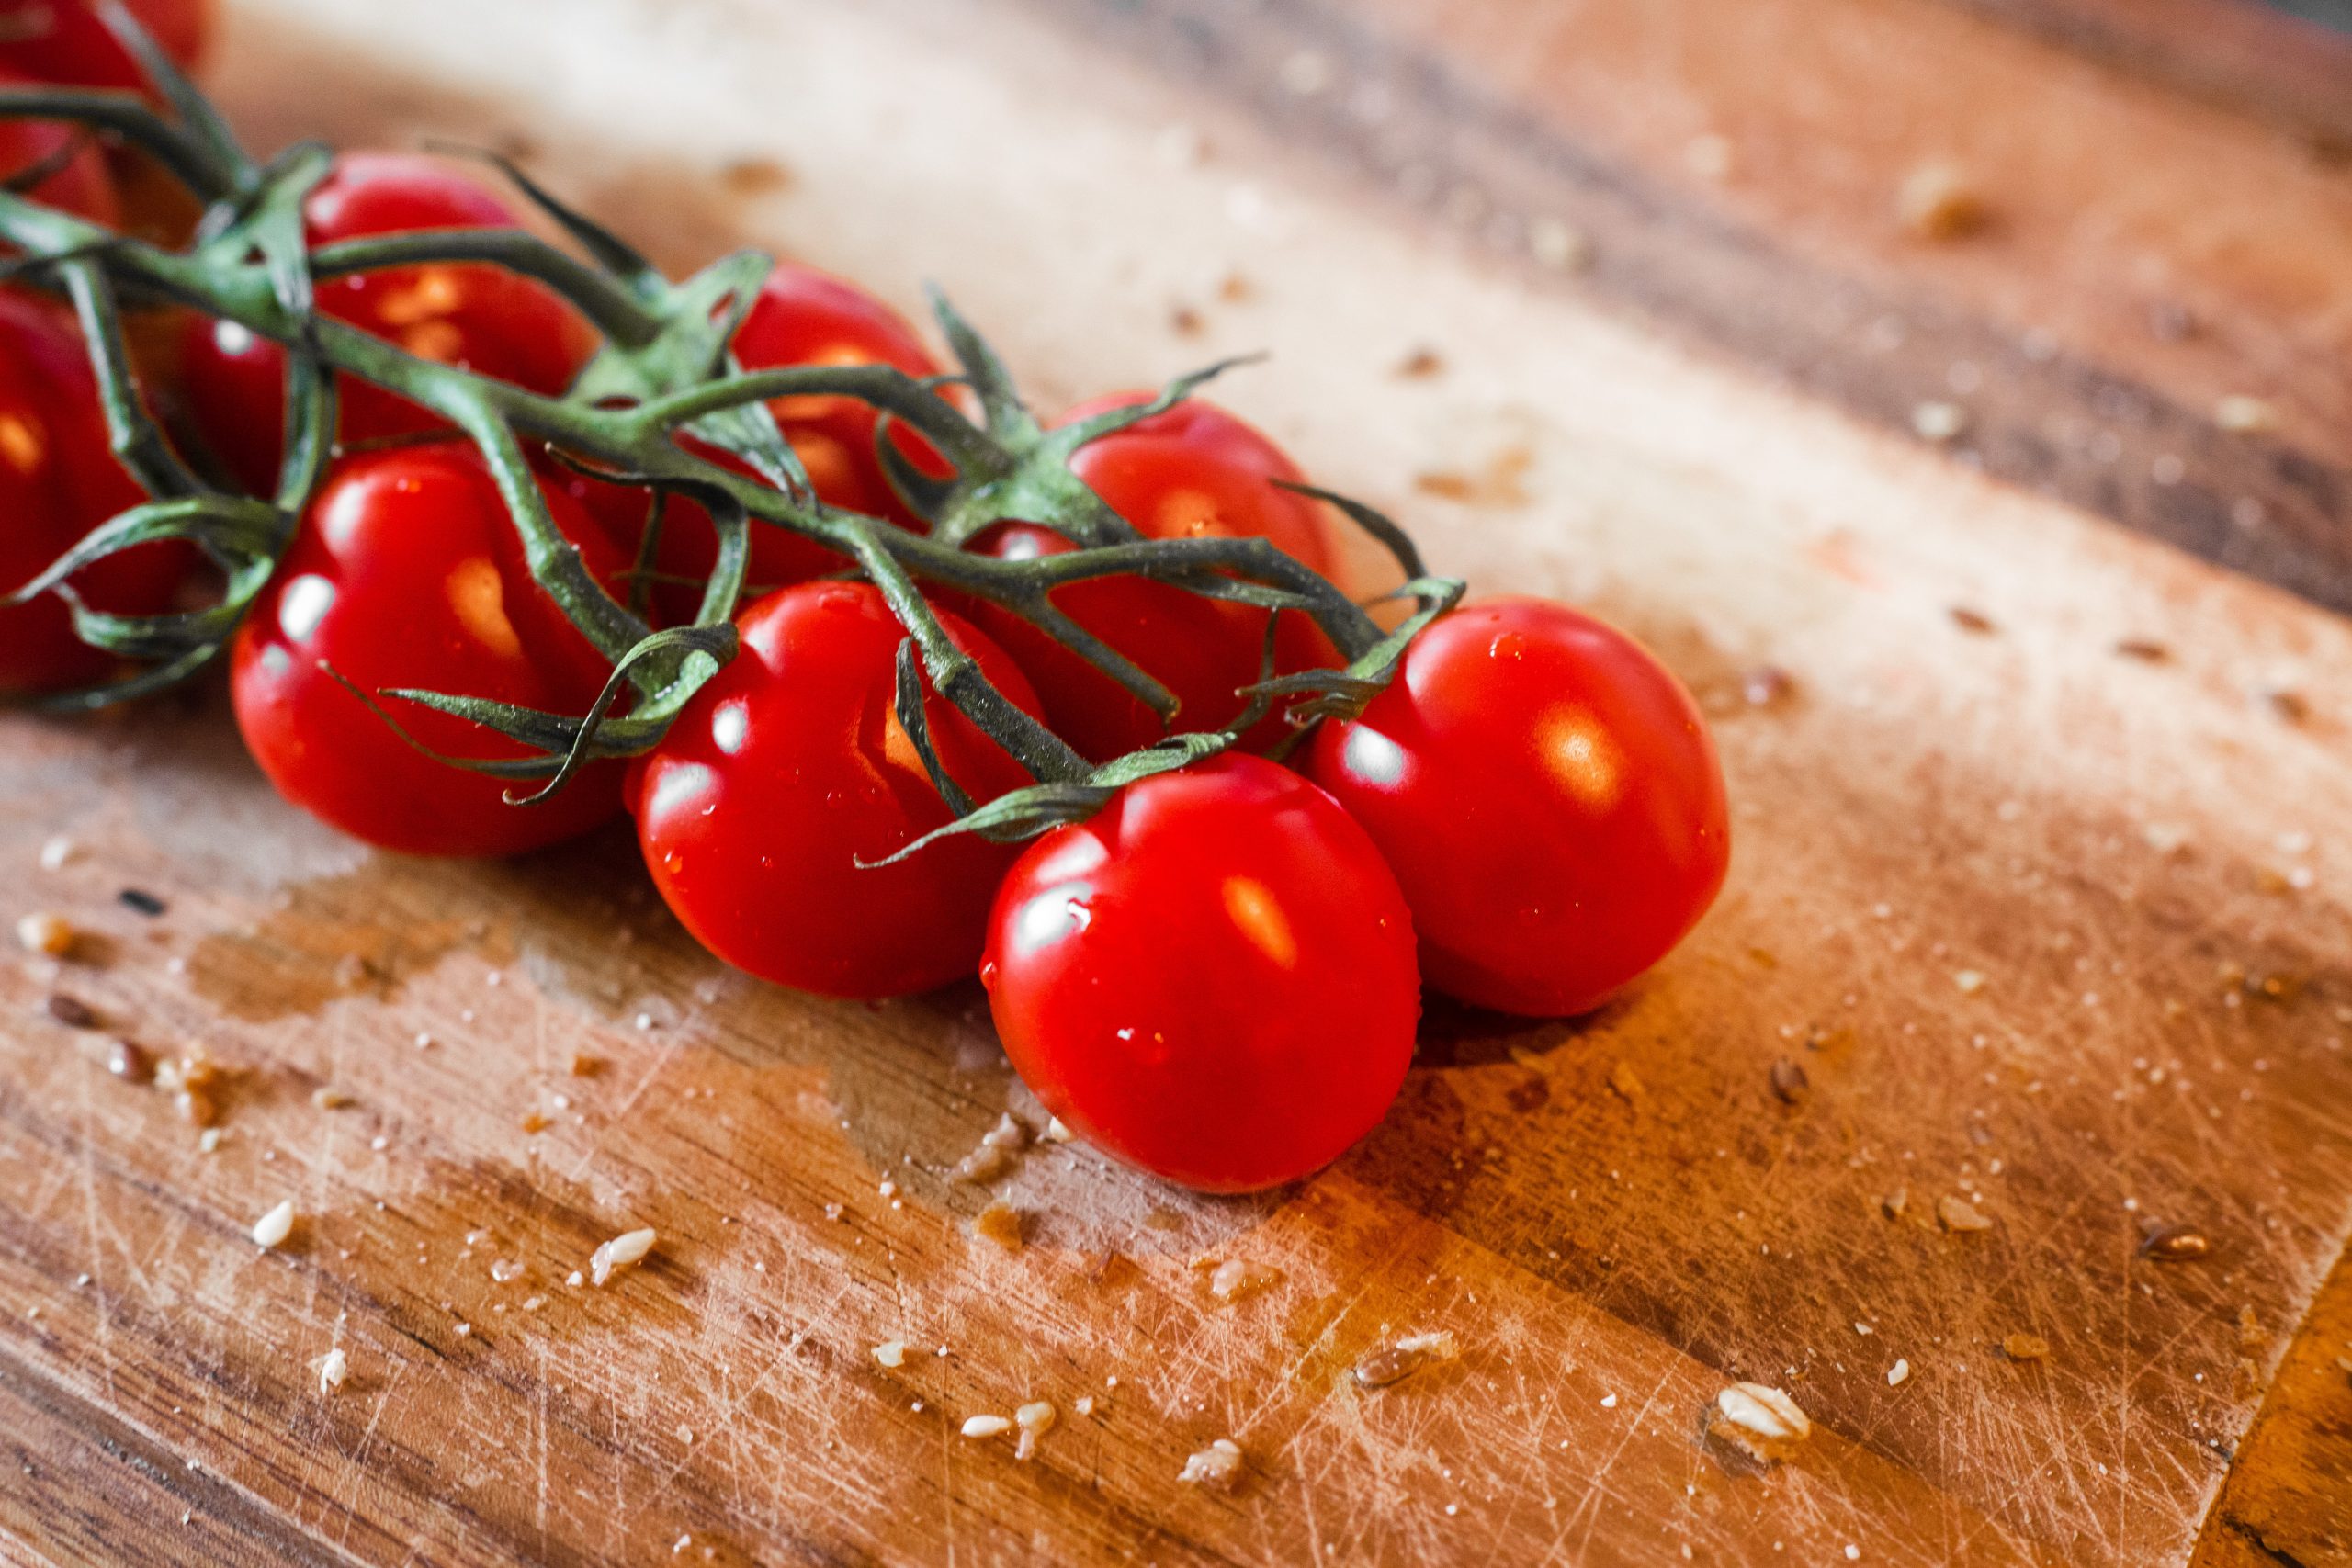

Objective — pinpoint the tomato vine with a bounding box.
[0,1,1463,848]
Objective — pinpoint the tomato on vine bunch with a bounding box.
[229,445,631,856]
[964,394,1340,761]
[982,753,1419,1191]
[1307,596,1730,1017]
[631,580,1043,999]
[179,152,594,492]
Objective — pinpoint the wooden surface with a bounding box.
[3,0,2351,1562]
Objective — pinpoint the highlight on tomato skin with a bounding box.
[980,752,1420,1193]
[177,152,596,494]
[963,393,1342,762]
[566,261,945,625]
[228,445,631,857]
[0,288,185,695]
[1306,595,1731,1019]
[630,580,1046,1001]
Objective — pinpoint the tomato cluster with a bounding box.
[1,17,1731,1194]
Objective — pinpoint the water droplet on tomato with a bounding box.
[978,961,998,991]
[1489,630,1526,660]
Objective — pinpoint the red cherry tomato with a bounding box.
[966,394,1340,761]
[179,153,594,493]
[0,63,119,223]
[0,288,181,694]
[632,580,1043,999]
[0,0,209,96]
[982,753,1419,1192]
[1307,597,1729,1017]
[571,262,944,624]
[229,445,630,856]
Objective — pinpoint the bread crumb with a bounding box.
[1896,164,1987,240]
[874,1340,907,1369]
[1042,1115,1075,1144]
[973,1201,1024,1250]
[311,1088,353,1111]
[38,836,74,871]
[1608,1061,1645,1105]
[2141,1223,2212,1261]
[2002,1332,2050,1361]
[1396,346,1445,379]
[1684,133,1735,181]
[1912,401,1968,443]
[252,1201,295,1249]
[318,1348,347,1392]
[1179,1437,1245,1490]
[1207,1258,1282,1302]
[1352,1331,1459,1389]
[1074,1394,1096,1416]
[1887,1359,1910,1386]
[1530,218,1591,272]
[1709,1383,1810,1461]
[1953,970,1986,994]
[1938,1195,1994,1233]
[961,1414,1011,1438]
[2214,395,2278,434]
[17,911,74,956]
[1013,1399,1056,1460]
[956,1143,1013,1184]
[590,1226,656,1286]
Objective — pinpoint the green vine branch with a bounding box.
[0,3,1463,844]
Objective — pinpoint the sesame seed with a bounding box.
[252,1201,295,1249]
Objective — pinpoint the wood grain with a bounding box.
[1,0,2349,1562]
[1023,0,2352,616]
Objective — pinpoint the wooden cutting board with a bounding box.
[3,1,2348,1562]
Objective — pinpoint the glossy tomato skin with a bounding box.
[0,289,180,694]
[0,0,209,94]
[180,153,594,493]
[632,581,1042,1000]
[967,394,1340,762]
[1306,597,1729,1017]
[596,264,943,615]
[229,446,629,856]
[982,753,1419,1192]
[0,63,118,223]
[571,262,944,624]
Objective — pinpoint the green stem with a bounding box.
[309,230,662,349]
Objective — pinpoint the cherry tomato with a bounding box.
[632,580,1044,999]
[229,446,630,856]
[982,753,1419,1192]
[1306,597,1729,1017]
[0,63,119,224]
[571,262,944,624]
[0,0,209,96]
[966,393,1340,761]
[179,153,594,493]
[0,288,180,694]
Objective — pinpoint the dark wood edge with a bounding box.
[1016,0,2352,619]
